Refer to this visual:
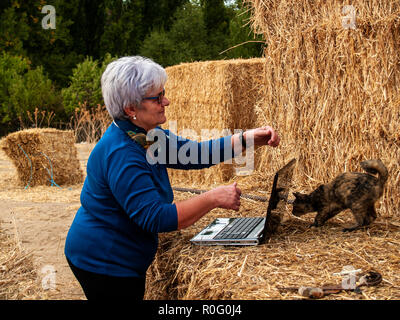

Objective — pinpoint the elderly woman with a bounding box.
[64,56,280,300]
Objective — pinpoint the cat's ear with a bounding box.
[293,192,302,198]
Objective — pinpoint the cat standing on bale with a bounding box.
[291,159,388,232]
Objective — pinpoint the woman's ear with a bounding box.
[124,105,136,118]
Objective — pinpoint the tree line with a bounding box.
[0,0,264,137]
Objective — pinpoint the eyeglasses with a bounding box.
[142,88,165,104]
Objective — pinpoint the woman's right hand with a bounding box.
[176,182,242,229]
[210,182,241,211]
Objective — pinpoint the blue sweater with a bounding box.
[65,120,233,277]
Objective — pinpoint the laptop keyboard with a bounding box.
[214,217,264,240]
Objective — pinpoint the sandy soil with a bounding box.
[0,143,95,300]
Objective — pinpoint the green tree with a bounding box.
[0,0,84,88]
[204,0,230,35]
[140,2,209,67]
[203,0,230,58]
[62,54,116,115]
[97,0,189,58]
[140,0,263,66]
[0,5,30,56]
[0,52,62,135]
[99,0,145,57]
[142,0,188,34]
[224,1,264,58]
[36,0,84,87]
[0,0,194,89]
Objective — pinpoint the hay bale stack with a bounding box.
[1,128,83,187]
[242,0,400,218]
[164,58,265,186]
[145,1,400,300]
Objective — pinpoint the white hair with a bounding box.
[101,56,167,120]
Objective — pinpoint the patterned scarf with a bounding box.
[113,119,156,149]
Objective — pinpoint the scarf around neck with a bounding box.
[113,119,156,149]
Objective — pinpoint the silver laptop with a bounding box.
[190,159,296,246]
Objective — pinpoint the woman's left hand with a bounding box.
[245,126,280,147]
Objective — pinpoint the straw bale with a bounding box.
[240,0,400,219]
[1,128,83,187]
[145,1,400,300]
[245,0,400,38]
[164,58,266,186]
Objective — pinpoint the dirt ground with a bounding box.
[0,143,94,299]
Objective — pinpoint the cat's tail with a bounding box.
[360,159,388,186]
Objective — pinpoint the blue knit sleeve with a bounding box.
[105,145,178,233]
[150,129,235,170]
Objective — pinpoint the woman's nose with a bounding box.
[162,96,170,106]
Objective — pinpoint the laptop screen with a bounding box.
[262,158,296,241]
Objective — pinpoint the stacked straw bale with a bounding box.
[242,0,400,218]
[1,128,83,187]
[145,1,400,300]
[164,58,266,186]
